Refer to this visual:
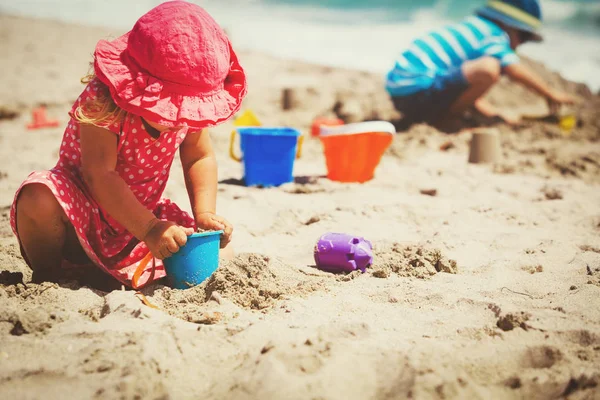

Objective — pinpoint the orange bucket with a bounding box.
[319,121,395,183]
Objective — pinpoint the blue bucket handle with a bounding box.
[229,129,303,162]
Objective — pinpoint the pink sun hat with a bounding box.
[93,0,247,129]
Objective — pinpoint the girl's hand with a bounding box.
[196,212,233,248]
[143,219,194,259]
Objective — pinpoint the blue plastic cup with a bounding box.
[232,127,302,187]
[163,230,223,289]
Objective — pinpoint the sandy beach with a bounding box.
[1,14,600,400]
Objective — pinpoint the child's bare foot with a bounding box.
[473,99,520,126]
[474,98,498,118]
[433,116,468,133]
[497,112,521,126]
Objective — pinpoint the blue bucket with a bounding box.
[230,127,302,187]
[163,230,223,289]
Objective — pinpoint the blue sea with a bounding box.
[1,0,599,90]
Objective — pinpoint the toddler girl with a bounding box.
[10,1,246,288]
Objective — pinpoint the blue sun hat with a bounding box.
[476,0,543,42]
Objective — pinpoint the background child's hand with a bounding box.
[548,91,577,114]
[143,220,194,259]
[196,212,233,248]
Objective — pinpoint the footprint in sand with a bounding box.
[522,345,563,369]
[541,186,563,200]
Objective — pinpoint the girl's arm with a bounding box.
[80,124,191,259]
[179,129,233,247]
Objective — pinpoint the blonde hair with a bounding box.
[72,68,128,126]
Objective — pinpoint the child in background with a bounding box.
[386,0,576,130]
[10,1,246,288]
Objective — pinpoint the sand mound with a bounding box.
[0,280,105,336]
[492,128,600,183]
[204,254,294,309]
[0,242,29,277]
[545,150,600,181]
[370,243,458,279]
[0,302,67,336]
[152,254,326,321]
[153,246,460,323]
[487,57,600,139]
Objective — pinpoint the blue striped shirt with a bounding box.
[386,16,520,97]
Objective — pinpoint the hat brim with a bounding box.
[477,7,543,42]
[93,32,247,129]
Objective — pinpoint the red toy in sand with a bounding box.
[27,106,60,129]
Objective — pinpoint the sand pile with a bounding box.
[152,244,461,323]
[202,254,315,309]
[0,280,105,337]
[371,243,458,279]
[492,123,600,183]
[484,57,599,134]
[0,283,70,336]
[151,253,328,324]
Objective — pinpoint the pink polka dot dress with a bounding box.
[10,79,196,287]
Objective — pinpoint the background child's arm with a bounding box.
[180,129,233,248]
[504,63,576,113]
[80,124,192,259]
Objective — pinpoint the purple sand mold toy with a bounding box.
[314,233,373,273]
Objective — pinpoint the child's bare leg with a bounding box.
[15,184,77,282]
[442,57,501,120]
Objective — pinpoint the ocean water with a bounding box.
[1,0,599,91]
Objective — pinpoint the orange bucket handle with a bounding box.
[130,252,160,309]
[132,251,155,290]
